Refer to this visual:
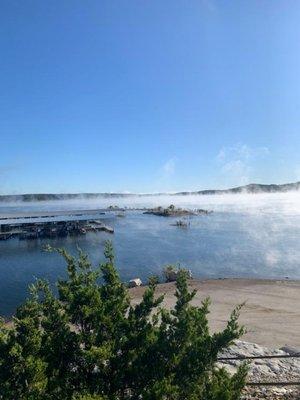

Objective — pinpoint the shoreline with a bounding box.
[129,278,300,348]
[4,277,300,399]
[3,277,300,349]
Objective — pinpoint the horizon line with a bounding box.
[1,181,300,197]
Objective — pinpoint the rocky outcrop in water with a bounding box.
[143,205,211,217]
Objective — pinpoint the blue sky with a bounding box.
[1,1,300,194]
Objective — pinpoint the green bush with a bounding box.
[0,241,247,399]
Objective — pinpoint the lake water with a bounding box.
[1,192,300,316]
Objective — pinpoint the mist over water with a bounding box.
[0,192,300,316]
[2,191,300,214]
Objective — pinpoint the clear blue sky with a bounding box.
[1,0,300,194]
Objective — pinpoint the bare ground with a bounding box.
[129,278,300,348]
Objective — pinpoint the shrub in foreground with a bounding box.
[0,242,247,399]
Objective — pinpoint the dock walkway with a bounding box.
[0,209,107,222]
[0,209,114,240]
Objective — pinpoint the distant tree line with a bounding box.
[0,242,247,399]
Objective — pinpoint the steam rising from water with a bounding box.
[2,191,300,215]
[0,192,300,315]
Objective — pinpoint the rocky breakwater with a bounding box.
[218,340,300,399]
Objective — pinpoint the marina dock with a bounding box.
[0,209,114,240]
[0,208,108,221]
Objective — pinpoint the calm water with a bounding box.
[1,192,300,316]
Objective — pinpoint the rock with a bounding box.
[164,267,193,282]
[165,269,180,282]
[143,205,211,217]
[219,340,300,399]
[128,278,142,288]
[280,346,300,356]
[143,205,195,217]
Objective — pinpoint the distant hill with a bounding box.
[0,182,300,202]
[0,193,137,202]
[176,182,300,195]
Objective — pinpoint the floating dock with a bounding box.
[0,208,108,221]
[0,209,114,240]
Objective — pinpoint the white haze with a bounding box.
[2,191,300,216]
[1,192,300,281]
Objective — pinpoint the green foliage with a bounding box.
[163,264,191,282]
[73,395,107,400]
[0,241,248,399]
